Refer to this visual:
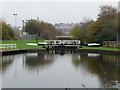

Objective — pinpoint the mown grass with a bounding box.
[1,39,45,50]
[80,46,120,51]
[1,40,120,51]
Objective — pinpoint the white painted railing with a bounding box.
[45,40,81,45]
[0,44,16,49]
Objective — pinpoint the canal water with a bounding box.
[1,51,120,88]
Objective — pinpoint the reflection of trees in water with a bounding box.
[1,55,14,74]
[72,53,88,68]
[72,53,120,88]
[24,52,55,72]
[0,56,2,74]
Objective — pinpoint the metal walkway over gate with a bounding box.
[42,40,81,50]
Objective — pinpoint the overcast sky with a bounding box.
[1,2,118,27]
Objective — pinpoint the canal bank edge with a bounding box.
[77,49,120,55]
[1,48,46,55]
[1,48,120,55]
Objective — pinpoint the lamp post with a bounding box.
[22,20,25,32]
[13,13,17,28]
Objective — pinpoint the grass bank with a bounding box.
[80,46,120,51]
[1,39,45,50]
[1,40,120,52]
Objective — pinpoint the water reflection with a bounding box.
[72,53,120,88]
[47,50,76,55]
[24,52,55,72]
[88,53,100,57]
[1,52,120,88]
[2,55,15,74]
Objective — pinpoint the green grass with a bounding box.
[80,46,120,51]
[1,40,120,51]
[1,39,45,50]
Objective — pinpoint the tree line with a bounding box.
[1,4,119,42]
[71,5,119,45]
[1,19,57,40]
[0,22,16,40]
[24,19,57,39]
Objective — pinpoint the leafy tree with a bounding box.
[87,5,118,44]
[80,19,94,43]
[117,12,120,47]
[87,21,102,43]
[24,19,57,39]
[1,22,16,40]
[0,21,1,40]
[71,19,93,44]
[40,22,57,39]
[98,5,117,20]
[25,19,42,35]
[71,25,85,43]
